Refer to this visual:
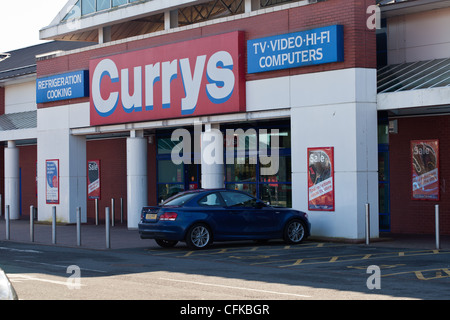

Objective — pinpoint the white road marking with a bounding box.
[8,274,85,288]
[159,277,311,298]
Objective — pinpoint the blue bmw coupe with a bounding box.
[139,189,311,249]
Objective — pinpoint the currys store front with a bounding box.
[32,0,378,241]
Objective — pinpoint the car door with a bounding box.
[220,191,275,237]
[196,192,245,239]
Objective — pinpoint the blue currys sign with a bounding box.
[247,25,344,74]
[37,70,89,103]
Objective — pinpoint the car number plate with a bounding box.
[146,214,157,220]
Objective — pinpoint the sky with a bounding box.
[0,0,69,52]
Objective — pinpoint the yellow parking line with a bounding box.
[329,256,339,262]
[184,251,194,257]
[293,259,303,266]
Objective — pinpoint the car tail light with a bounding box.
[160,212,178,221]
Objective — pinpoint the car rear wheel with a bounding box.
[283,219,306,244]
[155,239,178,248]
[186,223,212,250]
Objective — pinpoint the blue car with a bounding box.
[138,189,311,249]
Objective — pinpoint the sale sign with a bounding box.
[308,147,335,211]
[88,160,101,200]
[411,140,439,200]
[90,31,245,126]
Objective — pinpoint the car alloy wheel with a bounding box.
[187,224,211,249]
[284,220,305,244]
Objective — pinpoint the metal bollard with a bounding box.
[111,198,115,227]
[77,207,81,247]
[435,204,440,250]
[5,205,10,241]
[30,206,34,242]
[52,206,57,245]
[365,203,370,245]
[95,198,99,226]
[105,207,110,249]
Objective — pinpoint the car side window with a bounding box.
[220,192,256,208]
[198,193,223,207]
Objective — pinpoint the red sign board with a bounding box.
[308,147,335,211]
[90,31,246,126]
[411,140,439,200]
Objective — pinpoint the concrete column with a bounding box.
[4,141,20,220]
[245,0,260,13]
[98,26,111,44]
[164,10,178,30]
[127,130,147,229]
[201,124,224,189]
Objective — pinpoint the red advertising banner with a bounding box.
[87,160,101,200]
[411,140,439,200]
[308,147,335,211]
[90,31,246,126]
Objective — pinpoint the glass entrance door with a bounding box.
[378,116,391,232]
[156,131,201,203]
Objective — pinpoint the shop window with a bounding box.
[81,0,96,15]
[112,0,127,7]
[156,130,201,203]
[224,123,292,208]
[97,0,111,11]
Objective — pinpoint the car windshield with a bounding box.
[162,193,197,207]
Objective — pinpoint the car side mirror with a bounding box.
[255,201,265,209]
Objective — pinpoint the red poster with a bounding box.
[411,140,439,200]
[90,31,245,126]
[88,160,101,200]
[308,147,335,211]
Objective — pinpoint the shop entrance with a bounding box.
[378,114,391,232]
[156,130,201,203]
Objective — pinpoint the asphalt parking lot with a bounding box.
[138,239,450,299]
[1,220,450,300]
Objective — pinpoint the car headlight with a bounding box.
[0,269,18,300]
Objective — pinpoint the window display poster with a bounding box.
[411,140,439,200]
[46,159,59,204]
[88,160,101,200]
[308,147,335,211]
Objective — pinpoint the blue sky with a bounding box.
[0,0,68,52]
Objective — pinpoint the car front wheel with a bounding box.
[283,219,306,244]
[186,223,212,250]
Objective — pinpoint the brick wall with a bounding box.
[18,145,37,218]
[390,116,450,235]
[85,137,157,223]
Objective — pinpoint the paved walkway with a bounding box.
[0,219,449,250]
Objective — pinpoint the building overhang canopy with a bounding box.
[40,0,220,42]
[377,58,450,116]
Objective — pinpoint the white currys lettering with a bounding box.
[92,59,120,117]
[92,51,235,118]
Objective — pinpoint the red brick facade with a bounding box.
[390,116,450,235]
